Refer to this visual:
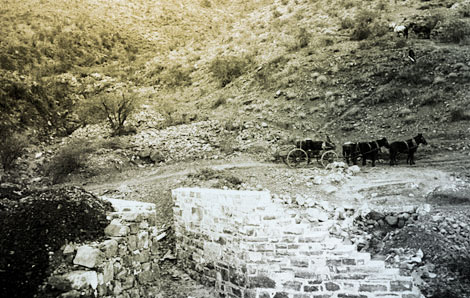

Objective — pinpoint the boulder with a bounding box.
[368,211,385,221]
[63,270,98,290]
[385,215,398,226]
[105,219,129,237]
[306,208,329,222]
[73,245,103,268]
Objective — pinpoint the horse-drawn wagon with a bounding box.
[280,136,339,168]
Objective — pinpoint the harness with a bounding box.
[347,141,380,159]
[363,141,381,155]
[404,138,418,151]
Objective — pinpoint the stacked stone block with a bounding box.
[46,198,165,297]
[172,188,424,298]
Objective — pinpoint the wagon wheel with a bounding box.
[320,150,338,168]
[286,148,309,168]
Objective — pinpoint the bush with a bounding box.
[209,55,252,87]
[0,131,28,171]
[340,17,355,30]
[293,27,311,50]
[187,167,243,188]
[158,63,193,87]
[212,96,227,109]
[0,186,113,298]
[437,19,470,43]
[449,106,470,122]
[79,90,141,135]
[350,9,384,41]
[417,90,446,106]
[45,140,95,184]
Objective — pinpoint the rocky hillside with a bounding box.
[1,0,470,179]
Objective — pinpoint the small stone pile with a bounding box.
[132,120,224,163]
[342,206,429,253]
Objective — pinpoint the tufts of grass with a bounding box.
[208,54,253,87]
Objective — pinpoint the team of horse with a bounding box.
[342,134,428,167]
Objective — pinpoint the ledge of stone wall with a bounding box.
[45,198,166,297]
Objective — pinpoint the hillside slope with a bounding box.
[1,0,470,176]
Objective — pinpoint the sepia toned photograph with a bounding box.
[1,0,470,297]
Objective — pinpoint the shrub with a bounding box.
[45,140,95,184]
[294,27,311,49]
[437,19,470,43]
[158,63,193,87]
[200,0,212,8]
[350,9,382,41]
[351,26,372,40]
[456,2,470,18]
[187,167,243,188]
[209,55,252,87]
[449,107,470,122]
[0,131,28,171]
[340,17,355,30]
[79,90,141,135]
[417,90,446,106]
[0,186,112,298]
[212,96,227,109]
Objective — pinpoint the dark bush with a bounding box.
[350,9,387,40]
[340,17,355,30]
[45,140,96,184]
[449,107,470,122]
[187,167,243,188]
[0,131,28,170]
[212,96,227,109]
[0,186,113,298]
[77,90,141,136]
[437,19,470,43]
[209,55,252,87]
[158,64,193,87]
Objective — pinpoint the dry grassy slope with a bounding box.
[177,0,470,149]
[2,0,469,150]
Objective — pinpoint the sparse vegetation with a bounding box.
[212,96,227,109]
[187,167,243,189]
[437,19,470,43]
[79,90,141,136]
[45,140,96,184]
[449,106,470,122]
[0,132,28,171]
[209,55,252,87]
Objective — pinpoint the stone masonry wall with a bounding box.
[172,187,424,298]
[45,198,166,297]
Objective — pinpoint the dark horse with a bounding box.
[389,133,427,166]
[296,136,336,154]
[343,137,390,167]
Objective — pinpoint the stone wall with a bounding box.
[172,188,424,298]
[46,198,166,297]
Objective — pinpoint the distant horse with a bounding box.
[389,133,428,166]
[343,137,390,167]
[391,23,409,38]
[342,142,359,165]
